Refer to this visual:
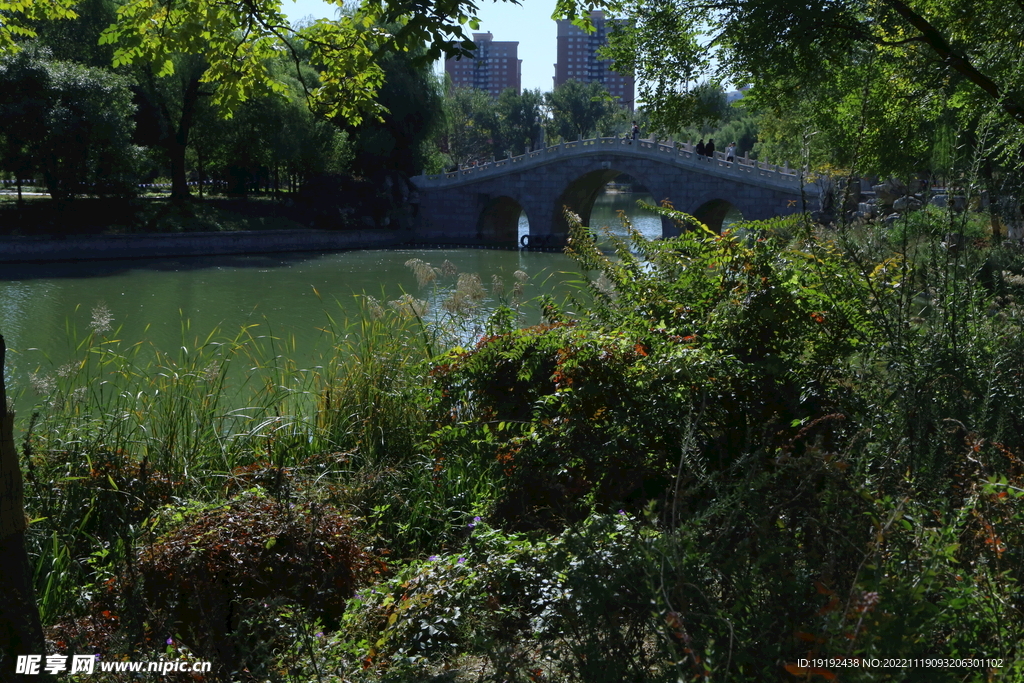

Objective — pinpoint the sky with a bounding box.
[284,0,561,93]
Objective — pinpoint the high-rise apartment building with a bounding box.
[445,32,522,98]
[554,11,635,110]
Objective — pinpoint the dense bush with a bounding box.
[411,208,1024,680]
[136,491,368,677]
[289,514,661,682]
[18,209,1024,681]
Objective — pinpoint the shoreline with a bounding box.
[0,228,412,264]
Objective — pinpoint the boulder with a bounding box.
[872,178,908,207]
[893,196,923,212]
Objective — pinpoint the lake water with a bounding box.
[0,191,712,408]
[0,249,577,399]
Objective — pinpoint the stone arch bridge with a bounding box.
[410,137,817,247]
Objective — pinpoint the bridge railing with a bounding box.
[418,136,804,187]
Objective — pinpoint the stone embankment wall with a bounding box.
[0,229,410,264]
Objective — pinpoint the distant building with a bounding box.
[444,32,522,98]
[554,11,635,110]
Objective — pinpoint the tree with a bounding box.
[94,0,497,125]
[0,49,139,201]
[30,0,118,68]
[436,83,496,167]
[545,80,614,142]
[496,87,544,157]
[0,0,77,54]
[130,54,222,200]
[197,67,348,195]
[0,49,48,202]
[598,103,645,138]
[345,45,445,179]
[665,83,750,149]
[2,0,519,193]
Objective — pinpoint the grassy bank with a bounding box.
[13,208,1024,681]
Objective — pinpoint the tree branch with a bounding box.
[883,0,1024,124]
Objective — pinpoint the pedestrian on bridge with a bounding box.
[706,139,716,159]
[630,121,640,144]
[696,139,706,157]
[725,142,736,162]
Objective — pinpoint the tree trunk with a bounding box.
[169,76,204,202]
[0,335,47,682]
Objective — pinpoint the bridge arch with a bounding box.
[549,163,673,240]
[477,195,525,246]
[689,198,741,233]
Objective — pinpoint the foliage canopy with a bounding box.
[569,0,1024,174]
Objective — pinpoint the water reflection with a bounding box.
[589,190,661,243]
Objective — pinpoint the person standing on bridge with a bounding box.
[705,138,716,159]
[725,141,736,162]
[630,121,640,144]
[696,139,706,157]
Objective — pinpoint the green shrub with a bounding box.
[317,513,665,682]
[888,204,990,244]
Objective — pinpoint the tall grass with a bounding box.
[21,258,531,624]
[20,298,439,622]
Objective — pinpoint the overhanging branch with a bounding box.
[883,0,1024,124]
